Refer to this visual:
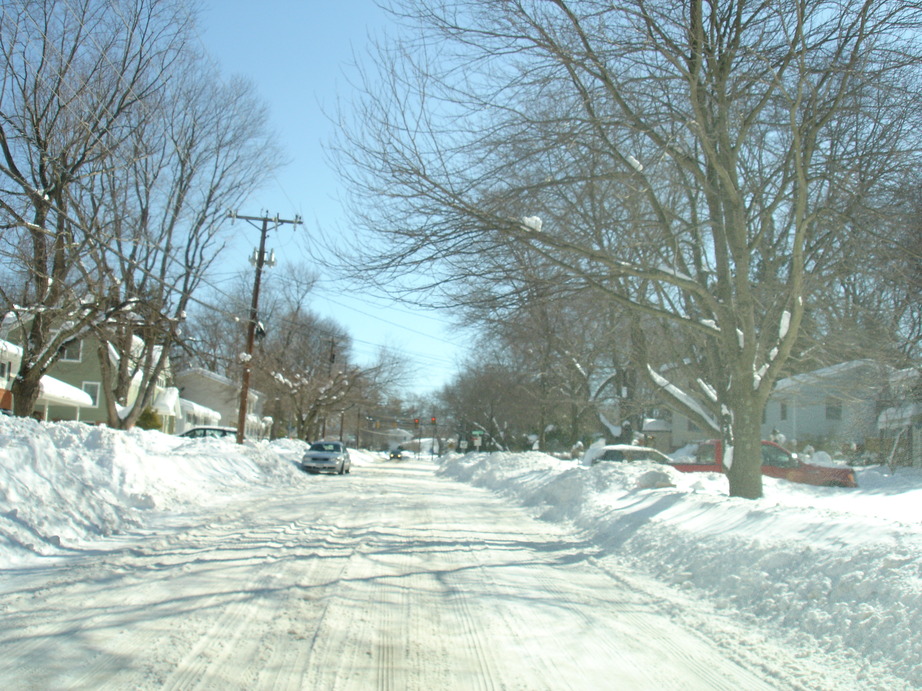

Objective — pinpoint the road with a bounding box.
[0,459,803,690]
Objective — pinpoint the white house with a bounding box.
[174,367,270,438]
[760,360,895,450]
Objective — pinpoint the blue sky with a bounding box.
[197,1,466,395]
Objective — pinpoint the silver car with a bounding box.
[301,441,351,474]
[179,426,237,439]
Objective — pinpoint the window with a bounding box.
[762,444,796,468]
[82,382,100,407]
[695,443,717,464]
[826,401,842,421]
[0,361,9,379]
[59,340,82,362]
[780,403,788,421]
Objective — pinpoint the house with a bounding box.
[3,327,223,434]
[641,363,723,451]
[38,333,188,432]
[173,368,270,439]
[760,360,895,451]
[661,410,715,450]
[1,339,94,419]
[644,359,919,461]
[640,417,672,452]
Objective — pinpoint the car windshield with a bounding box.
[761,444,796,468]
[310,442,342,452]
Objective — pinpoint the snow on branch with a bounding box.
[779,310,791,341]
[521,216,543,232]
[570,354,588,380]
[648,366,720,432]
[656,262,693,283]
[696,378,718,403]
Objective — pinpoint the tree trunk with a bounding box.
[725,397,764,499]
[11,315,50,417]
[11,370,42,418]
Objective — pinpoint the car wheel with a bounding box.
[345,465,350,474]
[338,462,345,475]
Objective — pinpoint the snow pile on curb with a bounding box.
[0,416,303,564]
[438,451,922,689]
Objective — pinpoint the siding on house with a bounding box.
[43,335,178,431]
[760,360,893,450]
[174,368,269,439]
[0,339,93,418]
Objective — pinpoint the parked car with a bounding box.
[592,444,673,465]
[301,441,351,475]
[179,426,237,439]
[668,440,858,487]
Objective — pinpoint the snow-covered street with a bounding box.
[1,416,920,689]
[0,460,817,689]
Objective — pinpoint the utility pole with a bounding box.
[229,211,302,444]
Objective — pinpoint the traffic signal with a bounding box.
[431,417,437,424]
[414,418,420,425]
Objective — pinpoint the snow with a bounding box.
[626,154,644,172]
[656,262,693,282]
[38,375,94,407]
[1,415,921,688]
[699,318,720,331]
[779,309,791,340]
[521,215,542,232]
[696,377,718,402]
[440,451,922,688]
[648,365,720,432]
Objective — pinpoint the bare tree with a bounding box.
[83,60,282,429]
[0,0,192,416]
[184,265,412,440]
[471,288,632,450]
[335,0,922,497]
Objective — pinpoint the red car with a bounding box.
[669,440,857,488]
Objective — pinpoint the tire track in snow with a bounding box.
[250,522,362,690]
[0,462,808,689]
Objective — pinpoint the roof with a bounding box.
[773,360,894,397]
[153,387,180,415]
[879,403,922,429]
[179,398,221,420]
[39,376,93,407]
[176,367,236,387]
[642,418,671,432]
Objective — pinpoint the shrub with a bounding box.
[136,407,163,431]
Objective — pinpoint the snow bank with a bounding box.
[2,414,920,689]
[439,452,922,689]
[0,416,304,565]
